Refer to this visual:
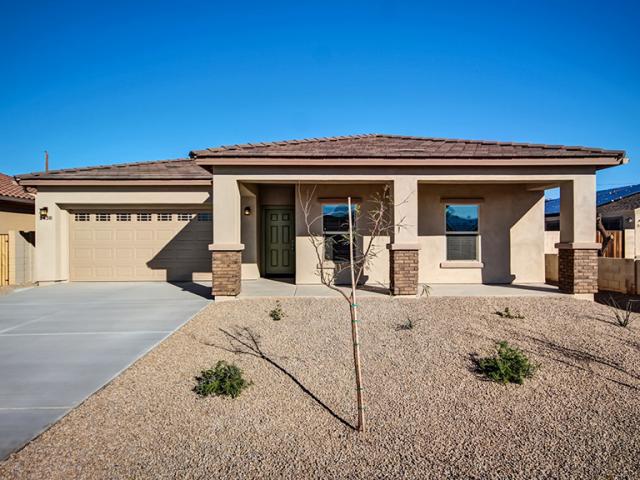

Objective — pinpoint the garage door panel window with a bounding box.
[158,213,172,222]
[74,213,90,222]
[137,213,152,222]
[177,213,193,221]
[96,213,111,222]
[445,204,480,261]
[116,213,131,222]
[197,212,212,222]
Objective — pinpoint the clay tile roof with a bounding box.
[0,173,35,201]
[190,133,625,159]
[17,158,211,181]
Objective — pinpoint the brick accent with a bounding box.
[212,250,242,297]
[389,249,419,295]
[558,248,598,294]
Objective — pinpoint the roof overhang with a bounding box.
[17,179,212,187]
[193,156,625,168]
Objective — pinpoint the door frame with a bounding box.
[261,205,295,278]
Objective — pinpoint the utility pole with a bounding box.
[45,150,49,172]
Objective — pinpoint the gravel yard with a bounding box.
[1,296,639,479]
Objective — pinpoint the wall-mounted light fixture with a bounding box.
[39,207,49,220]
[243,206,252,216]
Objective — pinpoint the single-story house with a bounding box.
[546,184,640,258]
[0,172,35,234]
[16,134,627,298]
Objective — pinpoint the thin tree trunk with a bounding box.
[348,196,365,432]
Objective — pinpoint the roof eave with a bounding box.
[193,156,624,167]
[18,179,212,186]
[0,194,35,204]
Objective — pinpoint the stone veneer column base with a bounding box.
[211,251,242,297]
[558,248,598,294]
[389,249,419,296]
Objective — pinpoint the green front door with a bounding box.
[263,207,295,276]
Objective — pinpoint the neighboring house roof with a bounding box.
[597,190,640,215]
[17,158,211,183]
[545,183,640,216]
[191,133,625,160]
[0,173,35,203]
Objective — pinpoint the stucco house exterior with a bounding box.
[16,134,627,299]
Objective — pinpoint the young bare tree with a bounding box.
[298,184,397,432]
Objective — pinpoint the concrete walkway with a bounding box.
[238,278,562,298]
[0,282,210,460]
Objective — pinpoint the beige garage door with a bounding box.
[70,210,212,281]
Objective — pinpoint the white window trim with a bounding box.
[444,204,481,264]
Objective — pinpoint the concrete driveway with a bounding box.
[0,282,210,460]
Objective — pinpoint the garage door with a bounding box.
[69,210,212,281]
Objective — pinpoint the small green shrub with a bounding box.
[494,307,524,319]
[269,301,286,321]
[396,316,417,331]
[476,341,536,385]
[194,361,252,398]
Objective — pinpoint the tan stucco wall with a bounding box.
[34,166,596,287]
[418,184,545,284]
[35,186,211,283]
[0,210,34,234]
[545,231,561,254]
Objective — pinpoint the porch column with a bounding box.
[210,175,244,298]
[556,175,599,296]
[388,176,420,295]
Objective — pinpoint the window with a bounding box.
[157,213,172,222]
[601,216,623,231]
[197,212,212,221]
[177,213,193,221]
[445,204,479,261]
[96,213,111,222]
[116,213,131,222]
[137,213,152,222]
[322,203,357,262]
[74,213,90,222]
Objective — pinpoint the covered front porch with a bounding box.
[208,173,598,299]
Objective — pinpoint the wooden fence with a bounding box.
[597,230,624,258]
[0,234,8,286]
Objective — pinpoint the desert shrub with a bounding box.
[396,316,417,331]
[605,295,638,328]
[494,307,524,319]
[419,284,431,298]
[476,341,536,385]
[269,301,286,321]
[194,361,252,398]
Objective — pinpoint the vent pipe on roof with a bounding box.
[45,150,49,172]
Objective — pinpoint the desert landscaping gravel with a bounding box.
[1,296,639,479]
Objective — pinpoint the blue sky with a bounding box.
[1,1,638,196]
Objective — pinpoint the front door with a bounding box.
[263,207,295,276]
